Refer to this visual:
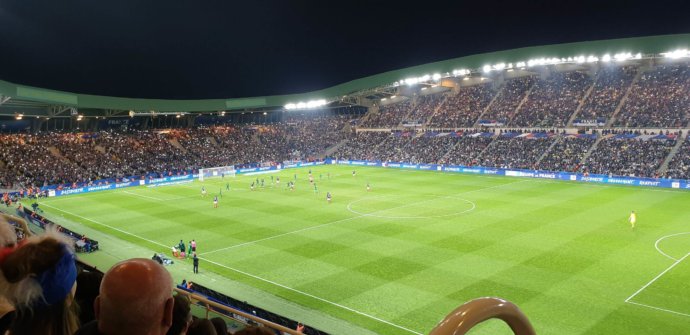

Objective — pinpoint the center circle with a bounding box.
[347,194,475,219]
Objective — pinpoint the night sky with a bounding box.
[0,0,688,99]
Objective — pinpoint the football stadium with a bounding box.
[1,5,690,335]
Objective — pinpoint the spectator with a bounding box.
[75,270,104,325]
[75,258,174,335]
[210,317,228,335]
[0,230,80,335]
[167,293,192,335]
[512,71,592,127]
[234,326,275,335]
[187,318,217,335]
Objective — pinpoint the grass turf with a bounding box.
[38,165,690,334]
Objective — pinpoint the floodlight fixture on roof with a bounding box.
[661,49,690,59]
[614,52,633,61]
[284,99,328,110]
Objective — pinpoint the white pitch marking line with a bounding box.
[346,196,475,219]
[654,232,690,261]
[40,203,170,250]
[122,190,165,201]
[625,301,690,318]
[201,179,528,256]
[625,253,690,303]
[200,257,424,335]
[40,203,422,335]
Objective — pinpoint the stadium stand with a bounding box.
[443,134,496,166]
[575,65,638,123]
[428,84,494,128]
[664,135,690,179]
[480,76,536,126]
[583,131,677,177]
[537,135,596,172]
[613,64,690,128]
[511,71,593,127]
[360,100,412,128]
[403,93,447,126]
[475,132,556,169]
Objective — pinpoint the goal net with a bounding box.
[199,165,236,182]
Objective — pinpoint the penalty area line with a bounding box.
[625,301,690,318]
[625,253,690,308]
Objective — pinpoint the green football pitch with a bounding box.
[37,166,690,334]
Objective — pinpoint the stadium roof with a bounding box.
[0,33,689,116]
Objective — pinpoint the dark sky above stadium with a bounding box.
[0,0,688,100]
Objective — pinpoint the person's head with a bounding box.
[166,293,192,335]
[234,326,276,335]
[187,318,217,335]
[0,230,79,335]
[210,317,227,335]
[95,258,174,335]
[74,269,103,325]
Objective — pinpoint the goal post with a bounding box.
[199,165,236,182]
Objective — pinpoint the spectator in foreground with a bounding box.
[75,258,174,335]
[235,326,276,335]
[187,318,217,335]
[166,293,192,335]
[75,270,105,325]
[0,229,80,335]
[210,317,228,335]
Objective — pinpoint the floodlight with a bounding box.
[602,54,611,62]
[662,49,690,59]
[432,73,441,81]
[482,65,492,73]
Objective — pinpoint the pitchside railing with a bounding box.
[429,297,536,335]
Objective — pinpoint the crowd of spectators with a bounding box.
[403,93,446,124]
[360,100,412,128]
[584,136,676,177]
[664,135,690,179]
[512,71,592,127]
[475,134,555,170]
[443,136,495,166]
[428,84,494,128]
[537,137,595,172]
[0,115,353,189]
[0,133,84,188]
[576,65,638,121]
[614,64,690,128]
[332,131,411,162]
[389,135,457,164]
[481,76,536,124]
